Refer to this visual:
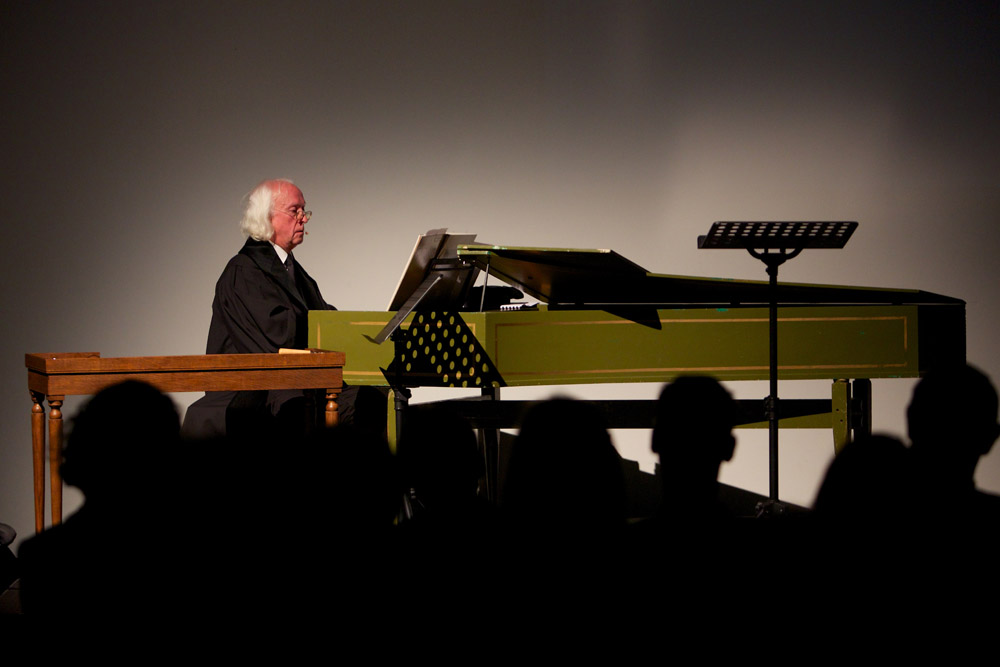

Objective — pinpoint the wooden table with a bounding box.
[26,351,345,533]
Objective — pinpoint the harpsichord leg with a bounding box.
[832,379,874,454]
[480,386,501,503]
[852,379,872,442]
[833,380,850,454]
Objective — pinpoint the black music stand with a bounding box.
[698,221,857,506]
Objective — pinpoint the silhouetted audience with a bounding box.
[907,363,1000,522]
[397,404,492,531]
[392,405,496,602]
[806,433,922,601]
[651,376,738,524]
[625,376,756,601]
[902,363,1000,595]
[270,424,400,612]
[499,398,627,603]
[812,434,915,526]
[503,398,626,536]
[304,424,399,534]
[18,380,182,617]
[15,364,1000,619]
[0,522,17,594]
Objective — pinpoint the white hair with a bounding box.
[239,178,295,241]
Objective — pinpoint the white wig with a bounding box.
[239,178,295,241]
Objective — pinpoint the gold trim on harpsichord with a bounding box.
[487,310,913,383]
[320,319,483,350]
[498,362,910,378]
[490,315,909,350]
[342,317,476,336]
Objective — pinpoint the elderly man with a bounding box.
[182,179,337,440]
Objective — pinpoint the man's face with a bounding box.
[269,184,308,253]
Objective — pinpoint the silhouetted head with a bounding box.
[60,380,180,501]
[907,364,1000,480]
[307,425,399,529]
[652,376,737,485]
[398,404,482,508]
[812,434,914,522]
[503,398,625,529]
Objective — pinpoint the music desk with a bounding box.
[25,351,345,533]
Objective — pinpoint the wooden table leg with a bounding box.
[47,395,64,526]
[325,389,339,428]
[30,391,45,534]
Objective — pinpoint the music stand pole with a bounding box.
[748,247,801,500]
[698,221,857,505]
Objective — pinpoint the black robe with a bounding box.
[182,239,335,440]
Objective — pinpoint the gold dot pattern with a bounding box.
[388,311,504,388]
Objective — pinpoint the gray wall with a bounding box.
[3,1,998,545]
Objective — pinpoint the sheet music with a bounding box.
[386,228,476,311]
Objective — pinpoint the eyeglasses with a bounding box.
[274,208,312,222]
